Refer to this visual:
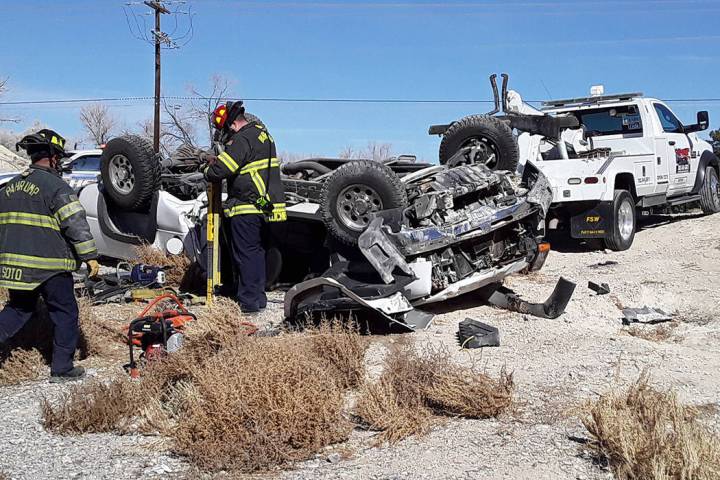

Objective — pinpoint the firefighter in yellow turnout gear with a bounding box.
[204,103,286,312]
[0,130,99,382]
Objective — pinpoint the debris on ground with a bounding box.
[581,371,720,480]
[456,318,500,348]
[482,277,576,319]
[587,281,610,295]
[588,260,618,268]
[621,306,673,325]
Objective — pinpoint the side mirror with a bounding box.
[697,110,709,130]
[684,111,709,133]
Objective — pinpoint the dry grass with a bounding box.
[356,344,514,444]
[0,349,45,386]
[77,298,126,358]
[626,322,680,343]
[133,244,192,287]
[41,319,369,473]
[41,377,146,434]
[582,372,720,480]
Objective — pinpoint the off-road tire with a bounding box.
[604,189,636,251]
[320,160,407,246]
[439,114,519,171]
[699,166,720,214]
[101,135,160,211]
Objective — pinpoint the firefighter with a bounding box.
[203,102,286,313]
[0,129,99,382]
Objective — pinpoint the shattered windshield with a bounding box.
[571,105,643,137]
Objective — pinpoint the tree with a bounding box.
[339,141,394,161]
[189,74,234,146]
[710,130,720,156]
[162,100,198,149]
[79,103,117,145]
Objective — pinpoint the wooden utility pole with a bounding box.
[144,1,169,153]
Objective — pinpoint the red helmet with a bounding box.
[211,101,244,130]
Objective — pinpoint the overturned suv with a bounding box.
[80,133,552,331]
[284,146,553,330]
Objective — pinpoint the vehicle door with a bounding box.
[63,154,101,191]
[652,103,692,196]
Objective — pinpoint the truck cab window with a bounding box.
[571,105,643,137]
[653,103,683,134]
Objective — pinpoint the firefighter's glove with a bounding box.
[86,259,100,279]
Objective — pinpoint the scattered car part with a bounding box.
[622,307,672,325]
[456,318,500,348]
[481,277,576,319]
[588,281,610,295]
[589,260,618,268]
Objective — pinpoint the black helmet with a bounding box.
[16,129,68,161]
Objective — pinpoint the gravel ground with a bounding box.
[1,211,719,480]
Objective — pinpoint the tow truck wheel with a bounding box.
[604,189,636,251]
[100,135,161,211]
[438,114,519,171]
[699,166,720,214]
[320,160,408,246]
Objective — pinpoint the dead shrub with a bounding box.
[41,376,149,434]
[582,371,720,480]
[306,321,368,389]
[171,336,352,472]
[0,348,46,385]
[356,344,513,443]
[133,244,191,287]
[41,322,368,473]
[77,298,125,358]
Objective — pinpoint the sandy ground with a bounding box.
[1,211,720,480]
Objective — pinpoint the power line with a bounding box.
[1,96,720,106]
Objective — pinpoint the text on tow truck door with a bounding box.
[652,103,693,196]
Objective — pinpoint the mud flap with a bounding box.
[570,202,612,239]
[480,277,576,319]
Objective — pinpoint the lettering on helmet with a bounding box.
[4,180,40,198]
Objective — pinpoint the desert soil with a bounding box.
[1,211,720,480]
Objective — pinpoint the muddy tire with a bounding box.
[100,135,160,211]
[699,166,720,214]
[439,114,519,171]
[320,160,407,246]
[604,189,636,251]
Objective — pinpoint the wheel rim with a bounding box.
[109,154,134,194]
[461,136,498,168]
[617,199,634,241]
[337,184,383,231]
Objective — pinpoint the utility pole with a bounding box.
[144,1,169,153]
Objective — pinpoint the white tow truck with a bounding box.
[523,89,718,250]
[431,76,720,251]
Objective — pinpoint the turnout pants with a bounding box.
[229,214,267,311]
[0,273,79,374]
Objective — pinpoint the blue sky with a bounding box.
[1,0,719,160]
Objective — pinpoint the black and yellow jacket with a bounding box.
[204,122,286,222]
[0,165,98,290]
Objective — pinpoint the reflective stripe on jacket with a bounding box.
[0,165,98,290]
[204,122,286,221]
